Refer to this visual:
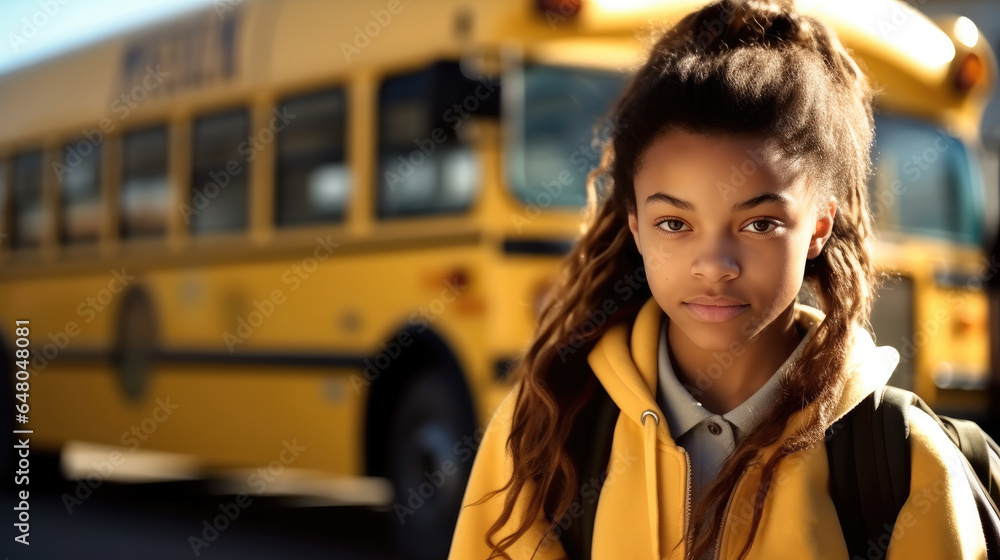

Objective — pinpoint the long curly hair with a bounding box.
[468,1,879,558]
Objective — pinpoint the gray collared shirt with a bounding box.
[655,313,816,508]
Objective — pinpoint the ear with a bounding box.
[627,206,643,255]
[807,196,837,260]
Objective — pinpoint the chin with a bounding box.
[671,318,746,352]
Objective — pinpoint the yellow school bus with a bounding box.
[0,0,994,555]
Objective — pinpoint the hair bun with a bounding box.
[687,0,811,52]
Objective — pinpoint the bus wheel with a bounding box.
[385,369,475,560]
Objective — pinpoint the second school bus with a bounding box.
[0,0,995,555]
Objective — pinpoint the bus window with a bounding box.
[507,63,627,207]
[377,61,497,218]
[275,88,349,227]
[191,109,248,234]
[869,114,982,245]
[121,126,169,239]
[12,151,43,249]
[59,142,101,244]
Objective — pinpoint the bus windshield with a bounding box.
[512,65,984,247]
[507,63,627,207]
[869,114,983,245]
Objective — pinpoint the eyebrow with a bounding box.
[643,192,791,213]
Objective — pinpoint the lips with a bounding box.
[683,296,749,323]
[685,295,745,306]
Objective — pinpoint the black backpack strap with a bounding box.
[935,415,1000,559]
[941,416,998,505]
[827,386,910,558]
[953,433,1000,560]
[830,385,1000,559]
[560,377,619,560]
[874,387,914,513]
[825,398,869,557]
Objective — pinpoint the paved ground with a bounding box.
[0,457,405,560]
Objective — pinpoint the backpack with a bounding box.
[826,385,1000,559]
[559,381,1000,559]
[559,378,619,560]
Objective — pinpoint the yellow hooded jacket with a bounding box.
[447,295,989,559]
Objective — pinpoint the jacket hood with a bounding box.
[585,294,901,559]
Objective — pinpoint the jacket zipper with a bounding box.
[680,447,693,556]
[712,468,749,560]
[680,445,739,560]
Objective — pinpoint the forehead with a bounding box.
[634,129,810,203]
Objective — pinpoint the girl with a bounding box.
[448,0,989,558]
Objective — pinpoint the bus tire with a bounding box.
[385,368,475,560]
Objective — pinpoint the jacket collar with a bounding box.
[586,294,901,453]
[656,312,818,442]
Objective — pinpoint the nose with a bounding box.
[690,238,740,282]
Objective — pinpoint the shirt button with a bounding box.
[707,422,722,435]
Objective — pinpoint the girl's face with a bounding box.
[627,129,836,352]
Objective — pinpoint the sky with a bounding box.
[0,0,218,76]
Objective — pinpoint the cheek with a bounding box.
[635,236,677,276]
[742,239,808,283]
[747,242,792,268]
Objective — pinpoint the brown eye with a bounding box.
[746,220,776,234]
[658,219,688,232]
